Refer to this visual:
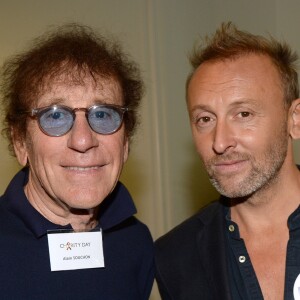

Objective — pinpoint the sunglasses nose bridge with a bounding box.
[72,107,89,114]
[72,107,90,120]
[71,107,91,128]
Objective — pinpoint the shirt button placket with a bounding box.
[239,256,246,263]
[229,224,235,232]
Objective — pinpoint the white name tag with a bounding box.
[47,230,105,271]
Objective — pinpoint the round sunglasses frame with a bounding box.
[27,104,129,137]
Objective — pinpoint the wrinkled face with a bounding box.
[187,54,291,198]
[15,74,128,210]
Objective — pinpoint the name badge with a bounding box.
[47,229,105,271]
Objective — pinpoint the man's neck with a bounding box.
[230,162,300,233]
[24,182,99,231]
[229,162,300,300]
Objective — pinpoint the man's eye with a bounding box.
[51,112,63,120]
[193,115,215,128]
[95,111,109,119]
[199,116,211,123]
[239,111,251,118]
[195,116,213,124]
[43,111,64,120]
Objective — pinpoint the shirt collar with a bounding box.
[4,168,137,238]
[288,205,300,232]
[223,200,300,239]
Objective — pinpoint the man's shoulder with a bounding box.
[0,193,12,217]
[155,200,222,251]
[154,200,226,299]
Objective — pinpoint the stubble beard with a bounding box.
[204,124,289,199]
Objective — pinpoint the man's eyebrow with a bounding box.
[39,98,117,107]
[93,99,115,105]
[190,98,261,112]
[37,98,65,107]
[189,104,212,113]
[227,98,262,108]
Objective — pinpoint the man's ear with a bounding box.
[12,129,28,166]
[123,136,129,163]
[289,98,300,139]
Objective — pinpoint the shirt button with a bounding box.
[239,256,246,263]
[229,225,235,232]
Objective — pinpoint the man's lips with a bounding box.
[64,166,101,171]
[211,159,248,173]
[214,159,246,166]
[61,163,107,171]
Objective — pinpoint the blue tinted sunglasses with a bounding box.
[27,104,128,137]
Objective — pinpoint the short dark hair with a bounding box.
[1,23,144,155]
[187,22,299,107]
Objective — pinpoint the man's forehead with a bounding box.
[32,72,121,107]
[38,72,119,93]
[189,54,282,91]
[187,53,285,112]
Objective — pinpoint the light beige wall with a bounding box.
[139,0,300,234]
[1,2,300,299]
[2,0,300,234]
[0,0,157,226]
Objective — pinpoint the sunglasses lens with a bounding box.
[88,106,122,134]
[38,106,73,136]
[35,105,125,136]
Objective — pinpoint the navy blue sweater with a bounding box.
[0,168,154,299]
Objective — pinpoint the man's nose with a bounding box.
[67,112,98,152]
[212,119,237,154]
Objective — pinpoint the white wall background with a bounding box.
[1,1,300,299]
